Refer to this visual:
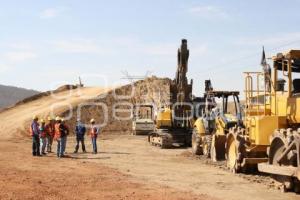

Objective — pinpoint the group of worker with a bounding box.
[30,116,99,158]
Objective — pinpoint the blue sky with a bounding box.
[1,0,300,95]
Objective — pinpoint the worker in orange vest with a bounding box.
[90,119,99,154]
[30,116,41,156]
[54,116,64,158]
[45,116,55,153]
[39,119,47,155]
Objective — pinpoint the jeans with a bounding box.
[91,137,97,153]
[62,136,67,153]
[46,135,53,152]
[40,137,46,154]
[56,138,63,157]
[74,137,86,153]
[32,135,40,156]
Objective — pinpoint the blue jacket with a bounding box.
[75,123,86,139]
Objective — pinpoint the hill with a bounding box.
[0,84,39,110]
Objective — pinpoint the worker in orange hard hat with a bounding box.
[30,115,41,156]
[89,119,99,154]
[45,116,55,153]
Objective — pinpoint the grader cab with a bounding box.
[192,80,242,161]
[226,50,300,192]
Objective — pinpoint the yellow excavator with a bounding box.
[148,39,196,148]
[192,80,242,162]
[225,50,300,192]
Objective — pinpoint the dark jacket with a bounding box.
[75,123,86,139]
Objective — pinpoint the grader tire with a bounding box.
[203,135,212,158]
[192,129,202,155]
[211,139,217,162]
[226,135,240,173]
[211,135,226,162]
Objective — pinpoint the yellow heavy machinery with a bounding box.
[225,50,300,192]
[192,80,242,162]
[148,39,196,148]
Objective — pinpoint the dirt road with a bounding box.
[0,138,208,200]
[66,135,299,200]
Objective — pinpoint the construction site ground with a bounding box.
[0,86,299,200]
[0,135,299,200]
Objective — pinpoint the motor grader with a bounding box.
[225,50,300,192]
[192,80,242,162]
[148,39,196,148]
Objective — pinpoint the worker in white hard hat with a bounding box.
[89,119,99,154]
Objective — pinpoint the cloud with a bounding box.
[188,5,229,20]
[39,7,65,19]
[3,51,37,62]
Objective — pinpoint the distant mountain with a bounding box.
[0,84,39,109]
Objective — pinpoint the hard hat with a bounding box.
[33,115,38,120]
[48,116,55,121]
[55,116,61,121]
[90,118,95,123]
[40,119,45,123]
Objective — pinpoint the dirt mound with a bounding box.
[61,76,171,134]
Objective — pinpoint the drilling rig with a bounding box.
[148,39,194,148]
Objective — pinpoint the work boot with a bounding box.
[73,150,78,153]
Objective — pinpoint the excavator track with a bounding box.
[149,129,191,149]
[148,130,173,149]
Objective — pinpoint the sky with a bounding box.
[1,0,300,95]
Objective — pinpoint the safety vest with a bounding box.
[90,126,98,138]
[45,123,55,137]
[54,123,61,140]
